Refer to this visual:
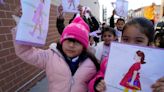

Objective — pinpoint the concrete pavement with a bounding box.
[29,77,48,92]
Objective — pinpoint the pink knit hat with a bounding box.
[60,16,90,48]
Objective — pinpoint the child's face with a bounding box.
[62,39,83,58]
[102,31,116,45]
[89,36,95,45]
[116,20,125,31]
[121,25,149,46]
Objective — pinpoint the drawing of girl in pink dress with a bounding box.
[30,0,44,39]
[68,0,75,10]
[120,50,146,92]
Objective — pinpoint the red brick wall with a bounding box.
[0,0,73,92]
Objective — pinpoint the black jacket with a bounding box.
[56,14,99,34]
[109,15,115,28]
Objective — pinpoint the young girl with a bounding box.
[30,0,44,39]
[89,35,97,47]
[120,50,145,92]
[12,17,99,92]
[94,26,116,63]
[88,17,164,92]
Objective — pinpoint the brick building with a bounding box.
[0,0,73,92]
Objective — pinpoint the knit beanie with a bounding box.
[60,16,90,48]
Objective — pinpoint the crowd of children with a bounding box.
[88,17,157,92]
[10,3,164,92]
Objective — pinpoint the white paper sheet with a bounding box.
[16,0,51,46]
[105,42,164,92]
[62,0,80,13]
[115,0,128,17]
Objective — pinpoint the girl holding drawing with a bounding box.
[11,16,100,92]
[88,17,164,92]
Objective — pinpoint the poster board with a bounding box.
[62,0,80,13]
[105,42,164,92]
[115,0,128,17]
[16,0,51,46]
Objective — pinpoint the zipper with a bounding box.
[59,57,74,91]
[70,76,74,92]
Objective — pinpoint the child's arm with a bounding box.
[11,27,50,69]
[88,58,107,92]
[90,16,100,31]
[88,70,104,92]
[57,5,64,19]
[56,17,65,35]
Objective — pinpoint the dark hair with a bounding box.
[85,50,100,71]
[56,42,100,71]
[101,26,116,40]
[102,22,106,26]
[116,18,125,23]
[154,22,164,48]
[123,17,154,45]
[136,50,146,64]
[154,32,164,48]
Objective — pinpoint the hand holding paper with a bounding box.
[58,5,64,17]
[16,0,51,46]
[104,42,164,92]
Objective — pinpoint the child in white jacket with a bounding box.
[95,26,117,63]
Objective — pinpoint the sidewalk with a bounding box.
[29,77,48,92]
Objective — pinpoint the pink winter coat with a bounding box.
[12,28,97,92]
[88,57,108,92]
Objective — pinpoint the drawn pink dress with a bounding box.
[120,62,141,90]
[32,2,44,25]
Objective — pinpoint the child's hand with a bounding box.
[77,4,83,17]
[14,5,22,17]
[96,79,106,92]
[77,4,83,12]
[151,77,164,92]
[58,5,63,16]
[87,10,93,17]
